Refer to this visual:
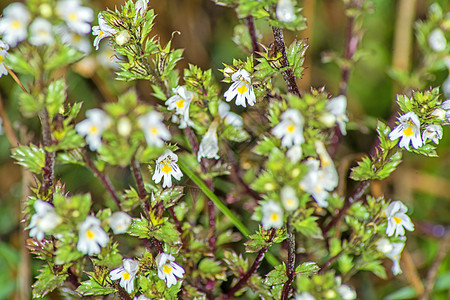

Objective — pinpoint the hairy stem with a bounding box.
[272,27,300,96]
[245,16,259,54]
[224,229,276,298]
[83,149,122,210]
[39,109,55,199]
[131,157,149,210]
[281,222,296,300]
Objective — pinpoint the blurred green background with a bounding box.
[0,0,449,299]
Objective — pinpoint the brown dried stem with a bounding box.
[245,16,260,54]
[281,222,296,300]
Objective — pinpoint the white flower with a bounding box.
[389,111,423,150]
[385,201,414,237]
[135,0,149,18]
[276,0,296,23]
[218,101,243,127]
[281,186,298,211]
[29,18,55,47]
[156,252,185,288]
[326,95,349,135]
[0,3,31,47]
[296,292,315,300]
[166,86,195,129]
[77,216,109,255]
[137,111,171,147]
[224,69,256,107]
[386,242,405,275]
[56,0,94,35]
[428,28,447,52]
[337,284,357,300]
[198,121,220,161]
[262,201,284,230]
[300,142,338,207]
[0,42,9,77]
[376,238,394,254]
[152,150,183,188]
[59,27,91,54]
[110,259,139,294]
[422,124,443,144]
[272,109,305,148]
[109,212,132,234]
[26,200,62,241]
[75,108,112,151]
[92,13,117,50]
[286,145,303,163]
[134,296,150,300]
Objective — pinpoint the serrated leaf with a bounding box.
[11,144,45,174]
[54,244,83,265]
[4,51,35,75]
[45,44,84,70]
[358,260,387,279]
[19,92,43,118]
[264,263,287,286]
[128,216,150,239]
[350,156,374,181]
[221,125,250,142]
[47,128,86,152]
[32,265,68,298]
[295,262,319,276]
[46,79,67,118]
[377,151,402,179]
[76,278,117,296]
[152,221,180,245]
[198,258,225,277]
[292,216,322,239]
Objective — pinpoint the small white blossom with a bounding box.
[218,101,243,127]
[109,211,132,234]
[75,108,112,151]
[26,200,62,241]
[296,292,315,300]
[137,111,171,147]
[428,28,447,52]
[376,238,394,254]
[0,41,9,77]
[115,30,131,46]
[156,252,185,288]
[281,186,298,211]
[110,259,139,294]
[337,284,357,300]
[0,3,31,47]
[422,124,443,144]
[276,0,296,23]
[117,117,132,137]
[135,0,149,18]
[286,145,303,163]
[262,201,284,230]
[92,13,117,50]
[385,201,414,237]
[326,95,349,135]
[166,86,194,129]
[153,150,183,188]
[272,109,305,148]
[29,18,55,47]
[198,121,220,161]
[59,27,91,54]
[224,69,256,107]
[77,216,109,255]
[389,111,422,150]
[56,0,94,35]
[386,242,405,275]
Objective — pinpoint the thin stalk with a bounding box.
[245,16,260,54]
[281,221,296,300]
[5,66,29,94]
[224,229,276,298]
[0,93,19,146]
[272,27,300,96]
[318,249,345,274]
[178,158,279,266]
[39,109,55,199]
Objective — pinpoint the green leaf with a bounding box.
[32,265,68,298]
[46,79,67,118]
[349,156,374,181]
[11,144,45,174]
[152,221,180,245]
[44,44,84,70]
[358,260,387,279]
[292,215,322,239]
[4,51,35,75]
[221,125,250,142]
[77,278,117,296]
[54,244,83,265]
[47,128,86,152]
[264,263,287,286]
[19,92,43,118]
[295,262,320,276]
[128,216,150,239]
[377,151,402,179]
[287,39,308,79]
[198,258,226,279]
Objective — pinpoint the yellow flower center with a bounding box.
[86,229,95,239]
[287,124,295,133]
[402,126,413,137]
[270,212,279,222]
[176,99,185,109]
[286,199,294,206]
[122,272,130,280]
[393,216,402,224]
[12,20,20,29]
[150,127,158,135]
[314,185,322,194]
[69,13,78,21]
[161,164,173,174]
[0,54,4,63]
[163,265,172,274]
[73,34,82,43]
[237,84,248,95]
[99,30,104,37]
[89,125,98,134]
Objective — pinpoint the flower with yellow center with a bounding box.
[110,259,139,293]
[384,201,414,237]
[26,199,62,241]
[224,69,256,107]
[77,216,109,256]
[422,124,443,145]
[156,252,185,288]
[389,111,422,150]
[75,108,112,151]
[29,18,55,47]
[137,110,171,147]
[383,241,405,275]
[152,150,183,188]
[0,3,31,47]
[281,186,299,212]
[56,0,93,35]
[92,13,117,50]
[166,86,195,129]
[109,211,132,234]
[272,109,305,148]
[0,41,9,78]
[262,201,284,230]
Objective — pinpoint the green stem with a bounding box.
[178,158,279,266]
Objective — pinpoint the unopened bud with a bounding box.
[115,30,131,46]
[39,3,52,18]
[276,0,296,23]
[428,28,447,52]
[432,108,446,120]
[318,112,336,127]
[117,117,132,137]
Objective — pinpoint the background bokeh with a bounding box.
[0,0,449,299]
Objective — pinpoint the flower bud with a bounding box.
[276,0,296,23]
[115,30,131,45]
[428,28,447,52]
[117,117,132,137]
[432,108,446,120]
[39,3,52,18]
[318,112,336,127]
